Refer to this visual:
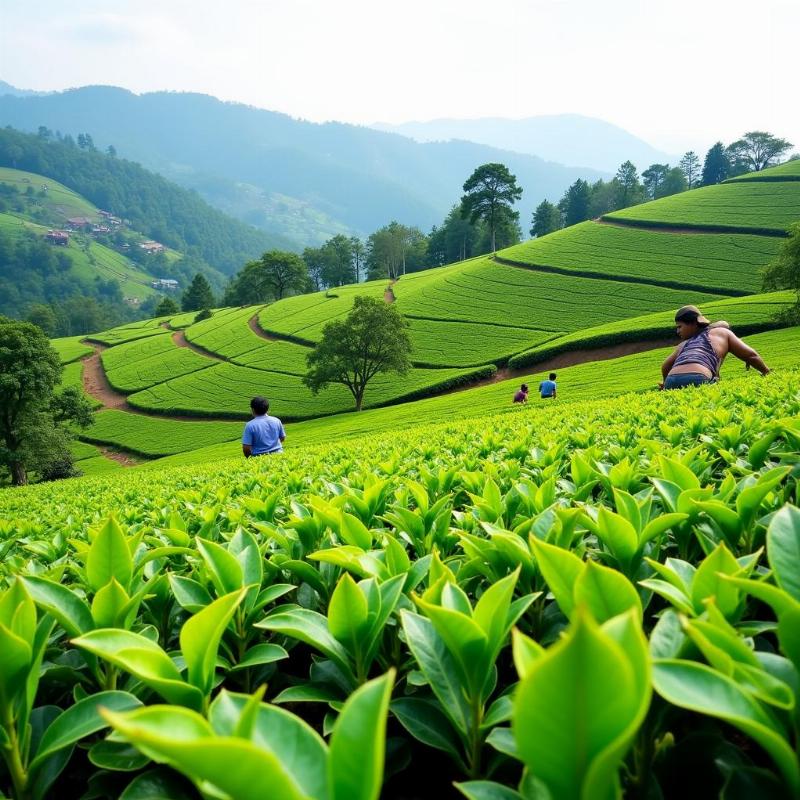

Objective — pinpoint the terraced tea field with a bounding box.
[499,222,780,294]
[604,181,800,233]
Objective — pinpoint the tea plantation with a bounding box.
[2,160,799,799]
[2,366,800,799]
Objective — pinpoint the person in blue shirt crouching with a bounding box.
[242,396,286,457]
[539,372,557,399]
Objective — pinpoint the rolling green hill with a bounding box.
[40,161,800,469]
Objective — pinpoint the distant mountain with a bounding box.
[0,127,292,276]
[0,86,608,244]
[372,115,677,173]
[0,80,49,98]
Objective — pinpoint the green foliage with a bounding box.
[225,250,308,304]
[154,296,179,316]
[529,199,561,238]
[460,164,522,253]
[304,296,413,411]
[0,369,800,797]
[606,181,800,234]
[762,222,800,317]
[181,274,215,312]
[726,131,794,173]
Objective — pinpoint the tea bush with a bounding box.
[1,368,799,798]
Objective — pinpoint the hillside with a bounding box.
[373,113,675,172]
[0,86,608,244]
[0,126,293,275]
[35,165,796,468]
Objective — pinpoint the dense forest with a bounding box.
[0,126,292,274]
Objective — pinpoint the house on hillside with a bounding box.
[45,230,69,245]
[66,216,93,230]
[91,225,111,235]
[151,278,179,290]
[139,240,166,254]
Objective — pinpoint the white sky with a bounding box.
[1,0,797,154]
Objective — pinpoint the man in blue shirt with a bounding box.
[539,372,557,399]
[242,396,286,457]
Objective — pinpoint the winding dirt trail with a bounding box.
[441,336,677,396]
[171,329,223,360]
[384,279,397,304]
[79,340,243,423]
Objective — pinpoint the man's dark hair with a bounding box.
[549,372,557,380]
[250,396,269,415]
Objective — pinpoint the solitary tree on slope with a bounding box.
[181,273,215,312]
[460,163,522,253]
[304,296,411,412]
[727,131,793,173]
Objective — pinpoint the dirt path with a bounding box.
[79,341,243,423]
[97,446,145,466]
[442,337,676,396]
[384,279,397,303]
[172,330,223,360]
[247,314,315,347]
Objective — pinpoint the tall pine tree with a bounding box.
[182,273,215,311]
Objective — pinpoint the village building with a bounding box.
[151,278,179,290]
[65,216,93,230]
[139,240,166,254]
[45,230,70,245]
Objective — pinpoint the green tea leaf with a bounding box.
[86,517,133,594]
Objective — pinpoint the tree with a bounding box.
[366,222,428,280]
[155,296,179,316]
[26,304,57,336]
[614,161,644,208]
[320,235,355,287]
[302,247,326,292]
[529,200,562,238]
[350,237,366,282]
[559,179,592,227]
[762,222,800,321]
[642,164,669,199]
[225,251,307,304]
[659,167,688,198]
[588,179,621,217]
[459,163,522,252]
[181,273,215,311]
[0,319,93,485]
[304,296,411,412]
[726,131,793,172]
[427,206,480,265]
[679,151,701,187]
[106,144,117,158]
[702,142,730,185]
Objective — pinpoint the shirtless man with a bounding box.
[660,305,770,390]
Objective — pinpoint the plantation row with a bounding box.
[126,361,492,420]
[727,159,800,182]
[76,326,800,466]
[1,370,799,799]
[500,222,780,295]
[508,290,796,369]
[604,181,800,234]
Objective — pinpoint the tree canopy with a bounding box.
[303,296,412,412]
[702,142,730,186]
[225,251,307,304]
[459,163,522,253]
[0,318,93,484]
[727,131,794,172]
[181,273,216,311]
[763,222,800,321]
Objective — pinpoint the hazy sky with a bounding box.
[1,0,797,154]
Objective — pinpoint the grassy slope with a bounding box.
[51,336,93,364]
[604,181,800,233]
[129,325,800,468]
[726,160,800,182]
[499,222,779,294]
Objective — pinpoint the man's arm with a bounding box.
[725,330,770,375]
[242,444,253,458]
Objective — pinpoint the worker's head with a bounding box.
[520,384,528,392]
[674,305,710,340]
[549,373,557,381]
[250,396,269,416]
